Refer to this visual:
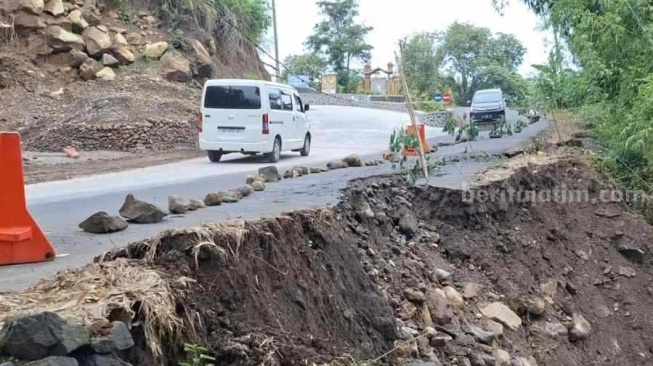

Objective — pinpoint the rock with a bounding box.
[110,46,135,64]
[327,161,348,169]
[46,26,85,52]
[0,312,89,360]
[398,211,418,237]
[293,166,309,175]
[160,52,192,82]
[469,352,487,366]
[187,38,213,78]
[418,304,433,327]
[258,166,281,182]
[479,302,522,330]
[511,357,537,366]
[283,169,299,179]
[113,33,128,46]
[426,289,453,324]
[463,282,483,299]
[617,245,646,264]
[143,41,168,59]
[568,312,591,342]
[416,335,432,357]
[44,0,64,16]
[83,354,132,366]
[594,208,620,218]
[531,321,567,339]
[245,175,257,184]
[221,192,241,203]
[540,279,558,301]
[468,325,495,344]
[618,266,636,277]
[118,194,167,223]
[102,53,120,67]
[235,185,254,197]
[82,9,101,26]
[83,27,112,56]
[78,212,128,234]
[90,322,134,353]
[168,195,188,214]
[250,181,265,191]
[96,67,116,81]
[25,356,78,366]
[342,154,362,167]
[443,286,465,308]
[69,49,89,68]
[523,297,546,316]
[433,268,451,282]
[68,10,88,32]
[408,362,442,366]
[21,0,44,14]
[495,349,511,366]
[203,193,222,206]
[430,334,452,348]
[403,288,426,303]
[187,199,206,211]
[485,319,504,337]
[309,167,323,174]
[14,12,46,29]
[79,58,99,80]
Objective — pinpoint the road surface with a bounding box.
[1,106,545,291]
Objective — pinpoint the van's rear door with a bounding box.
[202,85,263,143]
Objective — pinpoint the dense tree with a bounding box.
[436,22,527,103]
[399,32,446,98]
[305,0,373,91]
[280,54,327,88]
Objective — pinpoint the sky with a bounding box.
[263,0,553,78]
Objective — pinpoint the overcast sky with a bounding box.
[263,0,552,77]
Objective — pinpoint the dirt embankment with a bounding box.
[3,154,653,366]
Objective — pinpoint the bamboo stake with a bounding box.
[397,47,429,179]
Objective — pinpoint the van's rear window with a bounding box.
[204,86,261,109]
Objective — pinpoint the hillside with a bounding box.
[0,0,270,178]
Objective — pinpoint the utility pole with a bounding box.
[271,0,280,81]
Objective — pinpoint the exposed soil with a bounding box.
[85,151,653,366]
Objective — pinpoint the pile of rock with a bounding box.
[0,311,136,366]
[5,0,214,83]
[25,117,197,152]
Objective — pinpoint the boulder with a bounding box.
[67,9,88,32]
[110,46,135,64]
[426,289,453,325]
[309,167,324,174]
[142,41,168,59]
[479,302,522,331]
[113,33,128,46]
[292,166,309,175]
[14,12,46,30]
[0,312,89,360]
[118,194,167,223]
[90,322,134,354]
[168,195,188,214]
[43,0,64,16]
[82,9,101,26]
[187,199,206,211]
[102,53,119,67]
[327,161,348,169]
[21,0,43,15]
[258,165,281,182]
[79,58,99,81]
[83,354,132,366]
[95,67,116,81]
[187,38,213,78]
[283,169,300,179]
[235,185,254,197]
[160,52,192,82]
[342,154,362,167]
[46,26,84,51]
[568,312,591,342]
[250,180,265,191]
[69,49,89,68]
[82,26,112,56]
[203,193,222,206]
[78,212,128,233]
[221,191,241,203]
[468,325,495,345]
[443,286,465,308]
[125,32,143,46]
[25,356,78,366]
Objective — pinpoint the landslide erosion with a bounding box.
[0,0,269,152]
[2,155,653,366]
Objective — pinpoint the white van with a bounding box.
[199,79,311,163]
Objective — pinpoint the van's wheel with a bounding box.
[266,137,281,163]
[300,134,311,156]
[207,150,222,162]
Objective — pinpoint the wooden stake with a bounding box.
[397,47,429,179]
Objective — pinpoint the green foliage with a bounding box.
[280,53,326,88]
[399,33,447,97]
[179,343,215,366]
[413,100,441,112]
[305,0,373,90]
[388,127,441,186]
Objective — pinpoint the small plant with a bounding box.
[388,127,440,186]
[179,343,216,366]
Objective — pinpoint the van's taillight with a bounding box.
[262,113,269,135]
[198,113,203,132]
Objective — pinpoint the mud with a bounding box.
[97,155,653,366]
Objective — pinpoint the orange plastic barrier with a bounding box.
[0,132,56,265]
[402,123,430,156]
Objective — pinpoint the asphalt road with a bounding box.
[2,107,547,291]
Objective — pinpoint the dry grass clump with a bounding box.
[0,259,193,359]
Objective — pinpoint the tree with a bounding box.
[305,0,373,91]
[399,32,446,98]
[437,22,527,103]
[280,54,327,88]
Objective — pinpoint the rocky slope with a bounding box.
[0,0,269,152]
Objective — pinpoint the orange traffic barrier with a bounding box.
[0,132,56,265]
[402,123,430,156]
